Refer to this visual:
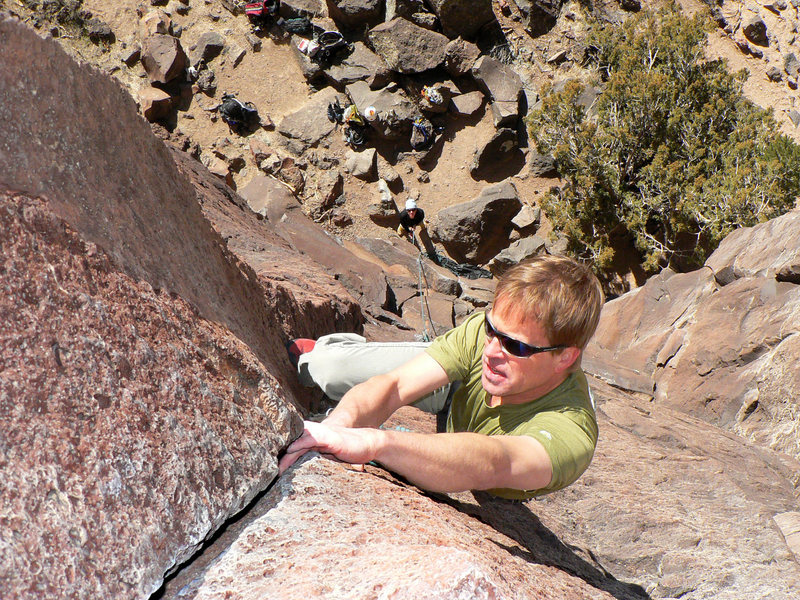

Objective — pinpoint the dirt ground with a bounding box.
[8,0,800,291]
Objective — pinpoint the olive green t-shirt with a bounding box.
[425,311,598,500]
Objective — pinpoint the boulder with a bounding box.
[367,179,398,221]
[141,33,187,84]
[399,288,455,333]
[513,0,564,36]
[432,181,523,264]
[444,37,481,77]
[277,87,347,151]
[471,55,523,125]
[345,80,424,140]
[704,210,800,284]
[279,0,327,18]
[120,41,141,66]
[386,0,427,20]
[471,56,523,102]
[409,11,438,29]
[785,52,800,78]
[326,0,383,26]
[324,41,392,89]
[367,18,449,74]
[528,151,558,177]
[139,86,173,121]
[85,17,114,43]
[489,99,521,127]
[191,31,225,64]
[376,156,402,187]
[470,127,521,176]
[511,203,540,230]
[449,90,484,116]
[426,0,495,39]
[743,14,769,47]
[344,147,377,180]
[140,9,171,37]
[289,36,326,84]
[488,235,547,275]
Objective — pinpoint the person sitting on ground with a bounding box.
[280,254,604,500]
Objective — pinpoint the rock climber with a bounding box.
[279,254,604,500]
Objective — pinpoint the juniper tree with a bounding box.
[528,5,800,272]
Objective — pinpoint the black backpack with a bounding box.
[218,94,258,132]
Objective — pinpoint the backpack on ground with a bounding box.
[311,30,351,65]
[218,93,259,133]
[277,16,312,34]
[245,0,279,18]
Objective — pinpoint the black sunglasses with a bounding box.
[484,313,566,358]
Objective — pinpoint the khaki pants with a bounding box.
[296,333,452,415]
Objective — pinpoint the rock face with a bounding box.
[0,192,298,599]
[162,383,800,600]
[433,180,522,264]
[162,453,620,600]
[0,16,361,597]
[367,17,449,73]
[587,212,800,464]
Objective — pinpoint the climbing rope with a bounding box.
[412,230,436,342]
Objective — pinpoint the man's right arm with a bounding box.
[323,352,450,429]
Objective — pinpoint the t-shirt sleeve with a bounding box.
[424,312,484,381]
[489,409,597,500]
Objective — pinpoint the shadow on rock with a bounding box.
[436,491,651,600]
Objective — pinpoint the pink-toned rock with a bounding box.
[653,276,800,456]
[0,192,300,599]
[705,209,800,284]
[141,33,187,84]
[138,85,173,121]
[161,377,800,600]
[163,454,619,600]
[0,17,362,597]
[585,267,718,394]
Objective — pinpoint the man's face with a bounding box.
[481,300,573,405]
[407,208,417,218]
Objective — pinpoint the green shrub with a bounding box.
[527,5,800,272]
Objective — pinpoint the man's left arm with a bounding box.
[280,421,552,494]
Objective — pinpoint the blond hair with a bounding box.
[494,255,604,349]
